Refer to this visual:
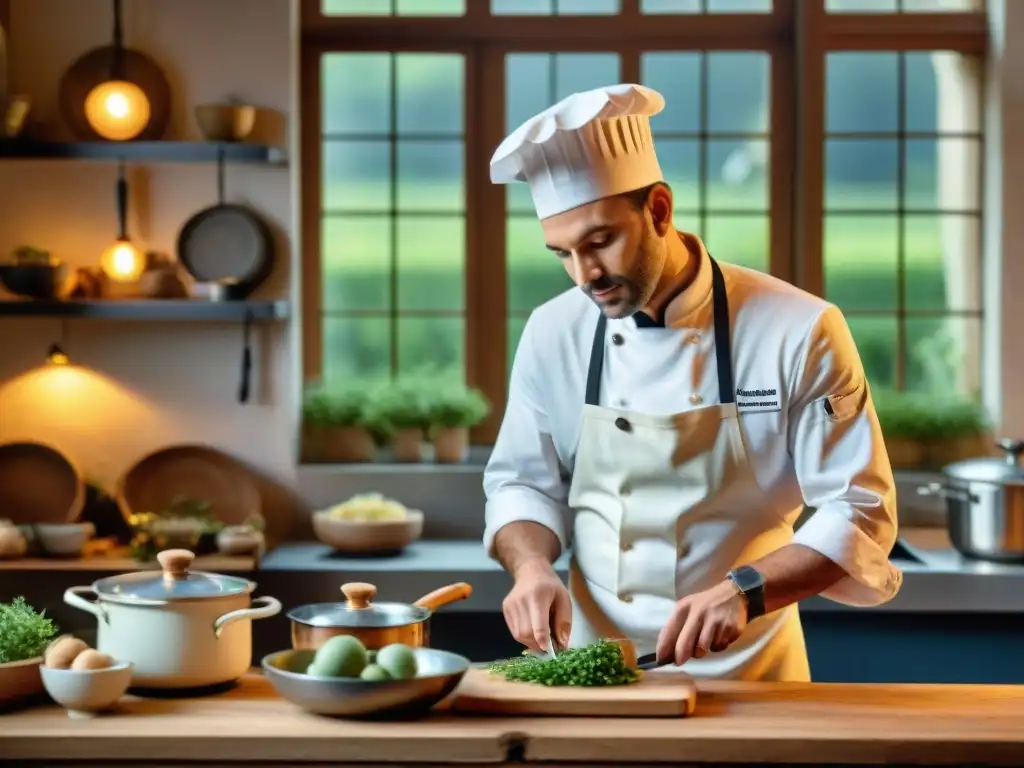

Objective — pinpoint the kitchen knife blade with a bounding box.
[636,652,671,671]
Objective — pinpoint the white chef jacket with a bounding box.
[483,252,901,607]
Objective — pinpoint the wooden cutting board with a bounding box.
[448,667,697,717]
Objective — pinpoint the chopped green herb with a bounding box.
[486,639,638,686]
[0,597,58,664]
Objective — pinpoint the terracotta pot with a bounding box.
[391,428,424,462]
[433,426,469,463]
[0,657,44,708]
[884,435,925,470]
[321,426,376,463]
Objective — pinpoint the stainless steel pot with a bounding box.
[917,438,1024,562]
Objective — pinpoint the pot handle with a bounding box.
[64,586,109,624]
[917,482,977,503]
[413,582,473,611]
[213,595,282,638]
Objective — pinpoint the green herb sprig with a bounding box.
[486,639,638,686]
[0,597,58,664]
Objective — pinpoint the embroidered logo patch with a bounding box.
[736,387,781,413]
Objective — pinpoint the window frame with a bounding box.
[299,0,989,445]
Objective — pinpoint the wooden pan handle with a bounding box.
[413,582,473,611]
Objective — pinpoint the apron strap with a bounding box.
[582,255,734,408]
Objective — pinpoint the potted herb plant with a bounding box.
[0,596,58,707]
[369,379,432,462]
[426,383,491,463]
[874,390,931,470]
[923,397,992,467]
[874,390,992,470]
[301,383,376,463]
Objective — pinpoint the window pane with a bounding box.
[825,139,898,211]
[825,0,896,10]
[826,53,899,133]
[655,139,701,212]
[322,217,391,312]
[827,0,980,10]
[323,54,390,135]
[323,317,391,381]
[904,215,981,311]
[492,0,620,12]
[905,52,981,134]
[397,317,464,378]
[492,0,552,12]
[708,52,769,132]
[707,139,768,211]
[905,138,982,211]
[642,0,700,10]
[396,54,463,136]
[905,316,981,395]
[847,316,899,391]
[397,140,464,212]
[554,53,622,100]
[323,0,392,15]
[824,215,898,311]
[397,217,465,311]
[322,0,466,14]
[396,0,465,13]
[708,0,771,9]
[323,140,391,212]
[508,216,572,312]
[642,53,701,134]
[902,0,980,10]
[704,215,768,272]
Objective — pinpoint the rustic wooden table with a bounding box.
[2,673,1023,765]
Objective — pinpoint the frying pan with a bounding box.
[176,148,274,298]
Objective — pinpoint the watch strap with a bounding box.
[727,564,766,620]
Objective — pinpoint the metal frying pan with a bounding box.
[176,148,274,298]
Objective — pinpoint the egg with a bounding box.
[70,649,114,671]
[43,635,91,669]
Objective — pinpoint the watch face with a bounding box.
[732,566,764,593]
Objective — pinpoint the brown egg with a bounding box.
[43,635,91,669]
[70,648,114,671]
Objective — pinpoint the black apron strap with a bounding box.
[582,255,734,408]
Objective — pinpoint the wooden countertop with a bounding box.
[3,674,1024,765]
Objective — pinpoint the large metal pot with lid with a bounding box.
[917,438,1024,562]
[63,548,281,688]
[287,580,472,650]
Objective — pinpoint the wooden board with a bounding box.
[448,667,697,717]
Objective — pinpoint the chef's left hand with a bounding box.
[655,580,748,666]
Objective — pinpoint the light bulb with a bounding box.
[100,239,145,282]
[84,80,151,141]
[47,344,70,366]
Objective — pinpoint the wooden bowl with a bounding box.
[194,103,256,142]
[312,510,424,554]
[0,441,85,525]
[0,657,44,709]
[117,444,261,526]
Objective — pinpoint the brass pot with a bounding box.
[287,580,472,651]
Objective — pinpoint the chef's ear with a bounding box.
[647,183,674,236]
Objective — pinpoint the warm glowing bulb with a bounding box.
[84,80,151,141]
[47,344,70,366]
[100,239,145,282]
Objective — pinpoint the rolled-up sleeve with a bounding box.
[788,304,903,607]
[482,314,571,559]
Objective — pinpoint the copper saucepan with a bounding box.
[286,580,473,651]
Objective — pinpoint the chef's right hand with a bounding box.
[502,559,572,653]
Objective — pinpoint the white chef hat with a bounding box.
[490,83,666,220]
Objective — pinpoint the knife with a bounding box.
[635,652,671,671]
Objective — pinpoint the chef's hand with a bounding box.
[655,580,748,666]
[502,559,572,653]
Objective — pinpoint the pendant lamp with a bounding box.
[100,162,145,282]
[84,0,151,141]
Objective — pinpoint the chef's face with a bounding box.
[541,184,674,319]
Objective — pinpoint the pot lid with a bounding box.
[944,439,1024,485]
[286,582,430,628]
[92,549,254,601]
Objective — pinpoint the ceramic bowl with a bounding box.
[40,661,133,719]
[311,510,424,554]
[195,103,256,142]
[34,522,95,557]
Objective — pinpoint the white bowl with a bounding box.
[312,510,424,554]
[34,522,95,557]
[40,661,133,719]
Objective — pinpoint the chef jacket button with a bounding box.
[620,541,633,552]
[688,333,700,344]
[678,541,691,557]
[611,333,625,346]
[617,399,628,408]
[619,482,631,496]
[618,591,633,603]
[689,394,703,405]
[614,417,632,432]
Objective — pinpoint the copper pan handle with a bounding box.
[413,582,472,612]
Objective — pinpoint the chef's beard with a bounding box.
[582,217,662,318]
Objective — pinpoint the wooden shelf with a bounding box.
[0,299,289,321]
[0,140,287,165]
[0,552,256,572]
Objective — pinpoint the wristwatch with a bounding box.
[726,565,766,620]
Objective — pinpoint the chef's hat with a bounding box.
[490,83,666,220]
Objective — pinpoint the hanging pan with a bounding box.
[176,148,274,299]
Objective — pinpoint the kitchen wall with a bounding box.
[0,0,303,535]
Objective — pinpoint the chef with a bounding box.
[482,83,902,682]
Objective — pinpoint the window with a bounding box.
[301,0,989,445]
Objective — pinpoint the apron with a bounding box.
[566,256,811,682]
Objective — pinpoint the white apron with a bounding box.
[566,256,810,682]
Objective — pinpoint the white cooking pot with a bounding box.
[63,548,281,689]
